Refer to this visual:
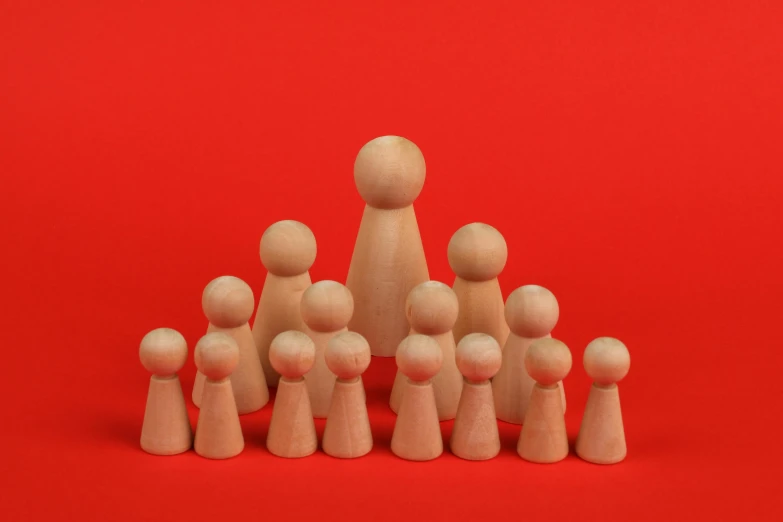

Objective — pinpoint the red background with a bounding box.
[2,1,782,520]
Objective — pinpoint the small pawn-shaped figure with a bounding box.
[266,331,318,458]
[139,328,192,455]
[576,337,631,464]
[193,276,269,414]
[346,136,430,357]
[301,280,354,418]
[389,281,462,420]
[322,332,373,458]
[391,334,444,461]
[518,337,572,463]
[450,333,502,461]
[193,332,244,459]
[448,223,510,348]
[492,285,566,424]
[252,220,316,387]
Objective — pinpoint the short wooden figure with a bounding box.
[252,220,316,387]
[391,334,444,461]
[518,337,572,463]
[322,331,373,458]
[266,330,318,458]
[576,337,631,465]
[193,332,244,459]
[139,328,192,456]
[450,333,502,461]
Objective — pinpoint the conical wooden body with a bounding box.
[252,272,311,387]
[140,376,192,455]
[391,381,442,461]
[322,378,372,458]
[576,384,626,464]
[194,379,244,459]
[266,378,317,458]
[517,385,568,463]
[451,277,509,348]
[303,327,342,418]
[450,381,500,461]
[346,206,429,357]
[390,330,462,420]
[192,323,269,414]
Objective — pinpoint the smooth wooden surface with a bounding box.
[140,376,192,456]
[194,378,245,459]
[576,384,627,464]
[266,378,318,458]
[322,379,372,458]
[450,381,500,461]
[451,278,510,349]
[518,385,569,463]
[391,381,443,461]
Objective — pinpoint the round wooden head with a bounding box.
[325,331,371,380]
[405,281,459,335]
[194,332,239,381]
[447,223,508,281]
[139,328,188,377]
[504,285,559,338]
[300,280,354,332]
[269,330,316,379]
[260,220,317,277]
[455,333,502,383]
[525,337,572,386]
[353,136,426,210]
[395,334,443,382]
[202,275,255,328]
[583,337,630,386]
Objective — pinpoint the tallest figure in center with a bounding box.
[346,136,430,357]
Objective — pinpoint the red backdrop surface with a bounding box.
[2,1,782,520]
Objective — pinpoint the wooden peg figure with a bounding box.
[252,220,316,387]
[389,281,462,420]
[576,337,631,465]
[139,328,192,455]
[492,285,566,424]
[448,223,510,348]
[391,334,444,461]
[192,276,269,414]
[346,136,430,357]
[450,333,502,461]
[322,332,373,458]
[518,337,572,463]
[193,332,244,459]
[266,331,318,458]
[301,280,354,418]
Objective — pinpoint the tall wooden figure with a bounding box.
[139,328,192,456]
[346,136,430,357]
[252,220,316,387]
[576,337,631,465]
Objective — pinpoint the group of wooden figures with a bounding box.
[139,136,631,464]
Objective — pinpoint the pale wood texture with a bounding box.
[518,385,569,463]
[252,220,316,387]
[323,379,372,458]
[266,378,318,458]
[346,136,430,358]
[452,278,509,348]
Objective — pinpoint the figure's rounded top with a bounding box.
[455,333,502,383]
[326,331,371,380]
[583,337,630,386]
[395,334,443,382]
[300,280,354,332]
[269,330,315,379]
[504,285,559,338]
[353,136,426,209]
[139,327,188,376]
[525,337,572,386]
[194,332,239,381]
[260,220,317,277]
[405,281,459,335]
[447,223,508,281]
[202,276,255,328]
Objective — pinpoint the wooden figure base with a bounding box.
[267,378,318,458]
[450,381,500,461]
[322,378,372,459]
[194,379,244,459]
[140,376,192,456]
[451,277,510,349]
[391,381,443,461]
[576,384,627,465]
[517,384,568,463]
